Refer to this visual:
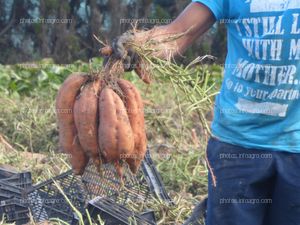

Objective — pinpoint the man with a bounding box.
[110,1,300,224]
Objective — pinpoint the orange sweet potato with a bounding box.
[135,61,151,84]
[98,87,135,177]
[117,79,147,173]
[99,46,113,56]
[55,73,89,174]
[74,79,102,167]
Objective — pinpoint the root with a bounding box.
[205,148,217,187]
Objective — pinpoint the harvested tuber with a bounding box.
[74,79,102,167]
[55,73,89,174]
[134,61,151,84]
[117,79,147,173]
[98,87,135,177]
[99,46,113,56]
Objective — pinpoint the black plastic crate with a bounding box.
[24,150,171,224]
[141,151,173,204]
[0,168,32,189]
[0,168,33,225]
[25,165,153,224]
[0,198,30,225]
[24,170,89,224]
[0,180,23,201]
[182,197,207,225]
[82,150,173,207]
[1,173,32,189]
[86,197,156,225]
[0,168,17,179]
[82,162,152,207]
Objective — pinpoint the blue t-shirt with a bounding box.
[192,0,300,152]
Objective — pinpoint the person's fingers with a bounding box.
[130,50,139,69]
[112,37,126,59]
[110,32,138,71]
[112,31,135,59]
[123,51,140,71]
[123,56,132,71]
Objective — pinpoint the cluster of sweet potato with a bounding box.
[56,73,147,177]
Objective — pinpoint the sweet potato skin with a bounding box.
[135,61,151,84]
[74,79,102,167]
[55,73,89,174]
[98,87,135,168]
[117,79,147,173]
[71,135,89,175]
[99,46,113,56]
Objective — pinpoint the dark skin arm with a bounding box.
[134,2,216,59]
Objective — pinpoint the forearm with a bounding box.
[134,3,216,59]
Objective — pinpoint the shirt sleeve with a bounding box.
[192,0,225,21]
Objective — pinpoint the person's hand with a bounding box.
[111,31,139,71]
[100,31,151,84]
